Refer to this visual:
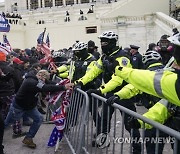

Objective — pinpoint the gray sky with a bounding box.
[0,0,4,2]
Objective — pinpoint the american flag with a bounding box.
[46,33,50,48]
[0,41,11,55]
[3,35,12,52]
[36,31,51,58]
[47,79,72,147]
[48,61,58,72]
[47,127,64,147]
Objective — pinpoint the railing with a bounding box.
[63,89,180,154]
[64,88,90,154]
[155,12,180,30]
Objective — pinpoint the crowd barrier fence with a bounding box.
[62,89,180,154]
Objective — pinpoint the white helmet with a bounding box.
[98,31,118,41]
[72,42,87,51]
[52,51,65,58]
[167,33,180,46]
[142,50,162,64]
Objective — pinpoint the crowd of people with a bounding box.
[1,12,22,19]
[73,29,179,153]
[0,27,179,154]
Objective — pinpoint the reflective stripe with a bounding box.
[85,54,92,61]
[154,71,164,97]
[94,61,103,70]
[159,99,169,107]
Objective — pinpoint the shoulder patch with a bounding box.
[121,58,128,66]
[133,57,137,61]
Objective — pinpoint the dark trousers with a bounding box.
[145,128,165,154]
[0,110,4,154]
[98,93,141,154]
[145,118,180,154]
[89,97,101,133]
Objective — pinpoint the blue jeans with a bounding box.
[5,100,43,138]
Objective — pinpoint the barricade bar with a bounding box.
[64,90,180,154]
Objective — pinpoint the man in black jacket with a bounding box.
[87,40,100,60]
[0,51,16,154]
[4,69,73,149]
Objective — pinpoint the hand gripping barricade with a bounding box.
[62,89,180,154]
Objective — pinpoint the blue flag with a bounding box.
[47,126,63,147]
[37,32,44,44]
[0,14,10,32]
[3,35,12,51]
[46,33,50,47]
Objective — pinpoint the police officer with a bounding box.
[107,50,165,154]
[113,34,180,153]
[72,42,100,87]
[114,33,180,110]
[71,42,102,128]
[129,45,143,105]
[157,34,173,65]
[87,40,100,60]
[76,31,141,153]
[130,45,143,69]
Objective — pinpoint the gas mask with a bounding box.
[159,39,172,52]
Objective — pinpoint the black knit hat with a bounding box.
[88,40,95,47]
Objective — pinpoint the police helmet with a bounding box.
[142,50,162,64]
[52,50,65,58]
[72,42,87,51]
[98,31,118,41]
[167,33,180,46]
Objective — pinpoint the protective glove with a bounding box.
[126,116,141,129]
[112,60,119,73]
[106,95,119,106]
[86,89,102,96]
[74,81,83,90]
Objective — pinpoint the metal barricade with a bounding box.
[64,89,180,154]
[64,88,89,154]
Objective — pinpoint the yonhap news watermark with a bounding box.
[96,133,175,148]
[113,136,175,144]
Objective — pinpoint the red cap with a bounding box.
[13,57,24,64]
